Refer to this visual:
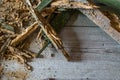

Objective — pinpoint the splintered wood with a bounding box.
[11,22,39,46]
[26,0,71,60]
[0,0,80,78]
[1,0,117,80]
[0,0,37,79]
[51,0,98,9]
[103,12,120,32]
[0,1,36,58]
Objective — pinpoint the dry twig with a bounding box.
[26,0,71,60]
[11,22,38,46]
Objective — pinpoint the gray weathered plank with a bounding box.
[2,13,120,80]
[79,9,120,45]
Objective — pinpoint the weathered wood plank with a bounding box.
[2,2,120,79]
[79,9,120,44]
[3,25,120,80]
[26,59,120,80]
[60,27,116,42]
[66,13,97,26]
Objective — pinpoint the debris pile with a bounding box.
[0,0,36,69]
[0,0,97,79]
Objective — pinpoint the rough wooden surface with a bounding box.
[2,13,120,80]
[79,9,120,45]
[28,19,120,79]
[29,13,120,80]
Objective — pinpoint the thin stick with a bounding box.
[0,38,11,61]
[36,40,50,58]
[0,28,15,34]
[26,0,71,60]
[11,22,38,47]
[36,28,43,40]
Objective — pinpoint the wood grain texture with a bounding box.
[27,25,120,80]
[79,9,120,45]
[2,13,120,80]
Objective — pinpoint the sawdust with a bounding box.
[0,0,98,79]
[0,0,36,79]
[5,70,28,80]
[0,0,35,34]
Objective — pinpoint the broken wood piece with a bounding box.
[0,38,11,54]
[8,46,35,70]
[51,0,98,9]
[103,12,120,32]
[11,22,38,47]
[26,0,71,60]
[0,28,15,34]
[0,35,15,42]
[8,46,35,59]
[0,38,11,61]
[22,49,36,58]
[79,9,120,44]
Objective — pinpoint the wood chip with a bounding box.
[11,22,38,46]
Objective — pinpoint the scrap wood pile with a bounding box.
[80,0,120,45]
[0,0,97,72]
[0,0,120,79]
[0,0,120,71]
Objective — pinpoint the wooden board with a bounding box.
[79,9,120,45]
[28,26,120,80]
[2,1,120,78]
[2,24,120,80]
